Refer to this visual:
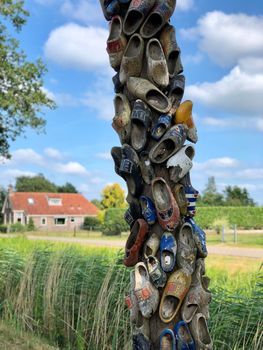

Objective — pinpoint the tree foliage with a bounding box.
[224,186,255,207]
[0,186,7,223]
[91,199,103,210]
[15,174,57,192]
[101,183,126,209]
[0,0,55,157]
[15,174,78,193]
[198,177,256,207]
[198,176,224,206]
[57,182,78,193]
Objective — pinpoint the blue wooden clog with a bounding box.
[174,320,195,350]
[140,196,157,225]
[160,232,177,272]
[160,329,176,350]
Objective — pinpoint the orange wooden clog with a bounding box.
[159,269,191,323]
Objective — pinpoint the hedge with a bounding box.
[102,208,129,236]
[195,206,263,229]
[102,206,263,232]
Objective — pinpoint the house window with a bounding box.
[28,198,34,205]
[54,218,66,225]
[70,217,75,223]
[48,198,62,206]
[41,218,47,226]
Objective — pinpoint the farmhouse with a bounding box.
[1,188,99,231]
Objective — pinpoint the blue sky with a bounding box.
[1,0,263,204]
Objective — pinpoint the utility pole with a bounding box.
[100,1,212,348]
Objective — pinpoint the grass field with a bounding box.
[0,321,58,350]
[21,228,263,248]
[0,237,262,350]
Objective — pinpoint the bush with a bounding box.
[10,223,25,233]
[83,216,100,230]
[0,225,8,233]
[27,217,35,231]
[102,208,129,236]
[195,206,263,229]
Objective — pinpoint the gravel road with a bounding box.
[26,235,263,259]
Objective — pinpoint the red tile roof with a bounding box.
[9,192,99,216]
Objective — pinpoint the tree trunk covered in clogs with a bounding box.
[100,1,212,349]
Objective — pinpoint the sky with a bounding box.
[1,0,263,204]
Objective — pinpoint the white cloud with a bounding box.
[194,157,240,171]
[177,0,194,11]
[186,65,263,115]
[181,11,263,67]
[11,149,44,166]
[81,71,114,120]
[35,0,59,5]
[44,23,108,71]
[90,177,104,184]
[96,152,112,160]
[60,0,102,24]
[237,168,263,180]
[42,87,78,108]
[44,148,64,160]
[57,161,90,176]
[0,169,36,180]
[202,116,263,132]
[79,183,90,194]
[183,52,203,65]
[238,57,263,75]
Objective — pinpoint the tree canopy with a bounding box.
[101,183,126,209]
[0,0,55,158]
[15,174,78,193]
[224,186,255,207]
[198,177,256,207]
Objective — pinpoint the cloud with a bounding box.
[1,169,37,178]
[186,65,263,115]
[194,157,240,171]
[177,0,194,11]
[237,168,263,180]
[202,116,263,132]
[11,149,44,166]
[81,71,114,120]
[181,11,263,67]
[57,161,90,176]
[35,0,59,5]
[60,0,103,24]
[90,177,104,184]
[44,23,108,71]
[44,148,64,160]
[95,152,112,160]
[183,52,203,65]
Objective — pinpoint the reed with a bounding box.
[0,238,261,349]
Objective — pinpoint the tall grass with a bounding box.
[0,238,262,350]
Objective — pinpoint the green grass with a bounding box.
[205,231,263,247]
[11,227,263,248]
[0,237,262,350]
[0,320,58,349]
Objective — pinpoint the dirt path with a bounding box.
[26,235,263,259]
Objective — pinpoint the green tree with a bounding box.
[101,183,126,209]
[0,0,55,158]
[224,186,255,206]
[91,198,103,210]
[199,176,224,206]
[57,182,78,193]
[15,174,57,192]
[27,217,35,231]
[0,186,7,223]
